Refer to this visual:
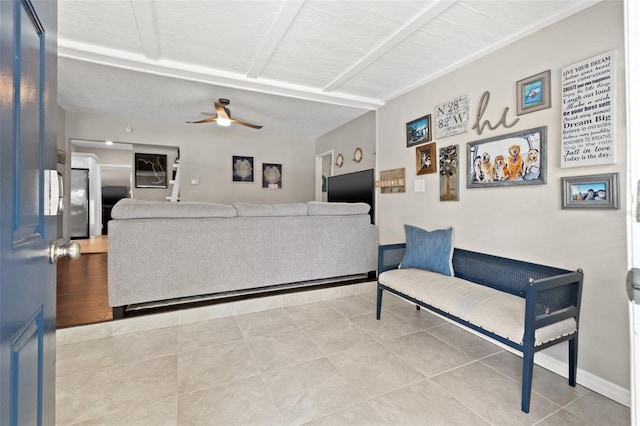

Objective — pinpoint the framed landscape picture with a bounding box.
[516,70,551,115]
[406,114,432,147]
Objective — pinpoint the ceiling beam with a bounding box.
[382,0,602,102]
[323,0,459,92]
[58,39,383,110]
[129,0,161,60]
[247,0,305,79]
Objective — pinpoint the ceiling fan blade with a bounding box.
[186,117,218,124]
[200,112,216,117]
[231,118,263,129]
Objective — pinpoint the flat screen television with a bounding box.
[327,169,375,224]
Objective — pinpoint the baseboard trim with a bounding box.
[535,352,631,408]
[419,305,631,408]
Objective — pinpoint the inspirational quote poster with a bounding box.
[561,50,616,168]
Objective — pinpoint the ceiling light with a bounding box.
[105,140,113,145]
[217,118,231,127]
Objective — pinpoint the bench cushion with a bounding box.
[379,268,576,346]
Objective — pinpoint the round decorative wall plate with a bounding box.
[336,153,344,167]
[353,147,363,163]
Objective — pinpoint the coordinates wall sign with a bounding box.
[435,95,469,139]
[561,50,617,168]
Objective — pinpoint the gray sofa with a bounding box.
[108,199,378,316]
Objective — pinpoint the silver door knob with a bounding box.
[49,240,81,264]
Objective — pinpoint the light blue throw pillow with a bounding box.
[400,225,454,276]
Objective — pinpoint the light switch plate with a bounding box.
[414,179,425,192]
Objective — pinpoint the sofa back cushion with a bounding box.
[307,201,370,216]
[234,203,308,217]
[111,199,237,219]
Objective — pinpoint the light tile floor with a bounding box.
[56,287,630,426]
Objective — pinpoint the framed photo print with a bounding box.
[516,69,551,115]
[135,153,167,188]
[416,143,436,175]
[467,126,547,188]
[439,145,459,201]
[561,173,619,209]
[262,163,282,189]
[232,155,254,182]
[406,114,432,147]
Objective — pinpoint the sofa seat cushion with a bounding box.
[234,202,308,217]
[307,201,370,216]
[379,268,576,346]
[111,199,237,219]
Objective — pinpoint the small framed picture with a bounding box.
[406,114,432,147]
[516,69,551,115]
[416,142,436,175]
[439,145,459,201]
[232,155,254,182]
[262,163,283,189]
[561,173,619,209]
[135,153,167,188]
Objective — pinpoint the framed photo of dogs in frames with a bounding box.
[467,126,547,188]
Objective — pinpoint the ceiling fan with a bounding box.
[186,98,263,129]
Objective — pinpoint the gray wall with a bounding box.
[316,111,376,176]
[64,111,316,204]
[376,1,628,400]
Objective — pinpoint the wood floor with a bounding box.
[56,236,113,328]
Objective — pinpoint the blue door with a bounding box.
[0,0,58,424]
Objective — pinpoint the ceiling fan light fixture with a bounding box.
[217,117,231,127]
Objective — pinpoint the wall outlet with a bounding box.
[190,179,199,185]
[414,179,425,192]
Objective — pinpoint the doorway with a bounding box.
[315,150,334,201]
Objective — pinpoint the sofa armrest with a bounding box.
[378,243,406,275]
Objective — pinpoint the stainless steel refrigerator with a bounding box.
[69,168,90,239]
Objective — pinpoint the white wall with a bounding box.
[316,111,375,176]
[377,1,629,397]
[65,111,316,204]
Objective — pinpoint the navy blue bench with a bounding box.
[376,243,583,413]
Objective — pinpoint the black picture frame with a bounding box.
[232,155,254,182]
[406,114,432,147]
[262,163,283,189]
[135,153,167,188]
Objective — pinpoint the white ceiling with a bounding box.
[57,0,600,139]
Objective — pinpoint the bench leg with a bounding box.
[521,348,534,413]
[376,286,383,320]
[569,335,578,387]
[112,306,125,320]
